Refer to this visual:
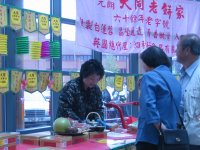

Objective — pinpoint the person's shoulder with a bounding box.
[142,70,158,80]
[64,78,80,89]
[91,85,101,92]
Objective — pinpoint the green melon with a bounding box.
[53,117,71,133]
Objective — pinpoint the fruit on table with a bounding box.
[65,127,79,134]
[53,117,72,133]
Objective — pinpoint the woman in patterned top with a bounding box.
[56,59,105,122]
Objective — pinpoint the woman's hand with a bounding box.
[154,123,167,130]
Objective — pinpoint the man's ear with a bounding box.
[185,47,190,55]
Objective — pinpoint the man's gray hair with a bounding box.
[180,33,200,55]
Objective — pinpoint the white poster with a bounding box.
[76,0,200,56]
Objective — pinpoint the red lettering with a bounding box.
[120,0,132,10]
[135,0,144,10]
[149,0,158,14]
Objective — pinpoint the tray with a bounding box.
[54,129,89,136]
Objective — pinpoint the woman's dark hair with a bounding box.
[140,46,171,68]
[80,59,104,79]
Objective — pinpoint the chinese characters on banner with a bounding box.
[51,72,63,92]
[24,11,37,32]
[38,71,50,92]
[76,0,200,56]
[11,70,23,94]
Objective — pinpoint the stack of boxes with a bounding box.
[20,132,51,146]
[0,132,20,150]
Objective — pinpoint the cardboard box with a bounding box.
[0,132,20,148]
[0,143,17,150]
[29,146,65,150]
[40,135,72,148]
[71,133,89,144]
[20,132,51,146]
[88,131,107,139]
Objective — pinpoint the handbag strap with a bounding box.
[154,70,185,129]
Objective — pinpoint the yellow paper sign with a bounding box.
[70,72,79,80]
[51,17,61,36]
[11,70,22,93]
[51,72,63,92]
[24,11,36,32]
[10,8,22,30]
[127,76,135,92]
[0,5,8,27]
[114,75,123,92]
[97,76,106,91]
[25,71,38,93]
[38,14,49,35]
[0,70,9,93]
[38,72,50,92]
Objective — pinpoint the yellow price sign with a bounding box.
[25,71,38,93]
[97,76,106,91]
[10,8,22,30]
[0,70,9,88]
[39,14,49,34]
[26,71,37,88]
[114,75,123,92]
[70,73,79,80]
[127,76,135,92]
[0,70,9,94]
[51,17,61,36]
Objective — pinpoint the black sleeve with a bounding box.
[56,82,81,121]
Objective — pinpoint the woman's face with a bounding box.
[83,74,101,89]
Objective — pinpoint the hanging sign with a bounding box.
[10,7,22,30]
[114,75,123,92]
[38,14,49,35]
[38,71,50,92]
[127,76,135,92]
[51,72,63,92]
[97,76,106,91]
[70,72,79,80]
[0,70,9,94]
[11,70,23,93]
[76,0,200,56]
[0,34,8,55]
[25,71,38,93]
[24,11,36,32]
[0,5,8,27]
[51,17,61,36]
